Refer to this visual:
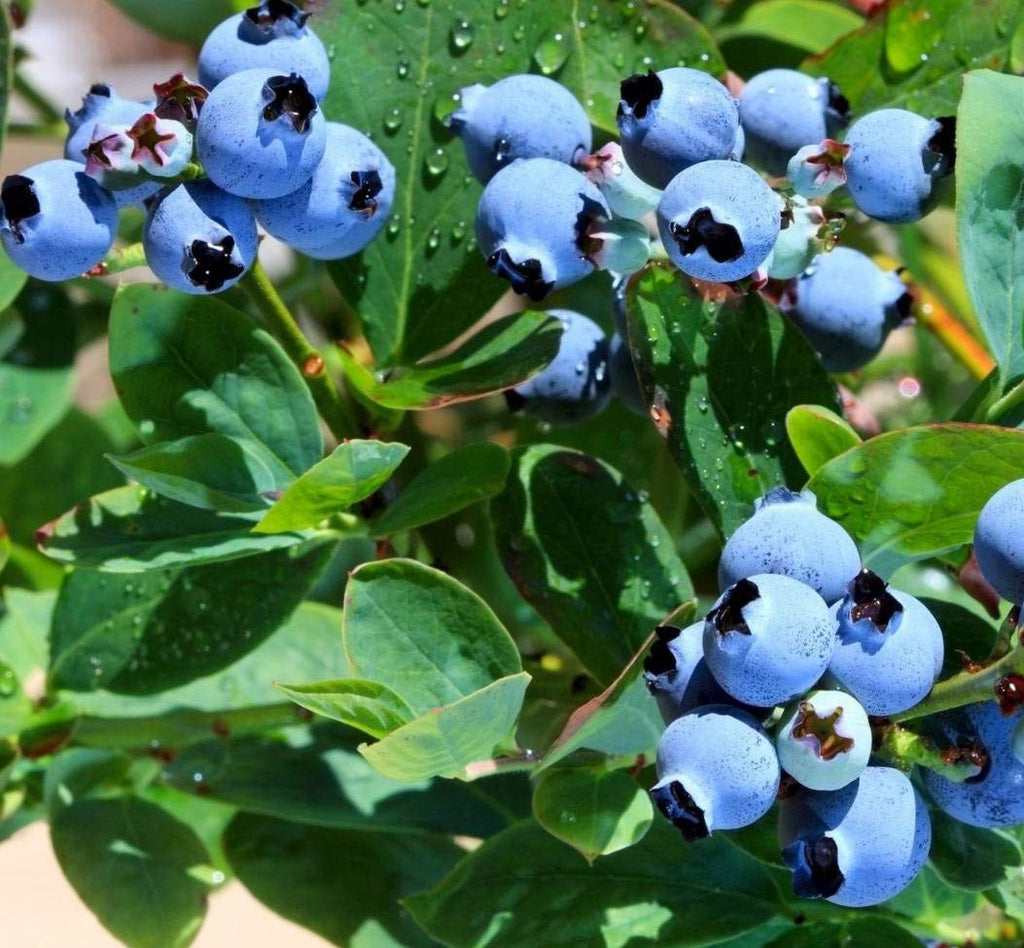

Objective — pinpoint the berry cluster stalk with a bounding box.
[240,257,361,441]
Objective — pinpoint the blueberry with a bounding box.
[766,197,828,281]
[448,74,591,185]
[703,574,835,707]
[827,569,943,716]
[974,478,1024,607]
[730,123,745,162]
[198,0,330,100]
[642,622,738,723]
[252,122,395,259]
[787,139,849,200]
[143,180,259,294]
[923,702,1024,828]
[776,689,871,791]
[475,157,609,301]
[82,114,194,190]
[718,488,861,606]
[843,108,955,224]
[609,332,646,416]
[64,84,161,209]
[0,160,118,282]
[782,247,911,372]
[196,68,326,200]
[652,704,780,839]
[506,309,611,424]
[738,70,849,176]
[657,160,781,283]
[617,68,740,189]
[780,765,931,906]
[584,142,661,224]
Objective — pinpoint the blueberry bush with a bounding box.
[3,0,1024,944]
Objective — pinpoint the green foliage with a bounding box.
[627,265,838,536]
[318,0,721,365]
[957,69,1024,382]
[808,423,1024,574]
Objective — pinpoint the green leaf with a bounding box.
[164,727,523,837]
[108,434,293,513]
[65,601,343,721]
[371,442,510,537]
[359,672,531,782]
[533,767,653,862]
[785,405,863,479]
[718,1,862,54]
[343,558,522,714]
[256,440,409,533]
[406,820,783,948]
[345,312,563,410]
[765,919,922,948]
[0,514,8,575]
[108,284,322,479]
[806,0,1024,115]
[38,484,326,571]
[226,811,462,948]
[51,796,212,948]
[0,587,53,681]
[43,747,133,816]
[807,423,1024,574]
[107,0,242,44]
[627,264,838,537]
[50,543,332,694]
[929,810,1021,890]
[957,69,1024,381]
[0,285,75,467]
[492,444,695,685]
[0,247,27,315]
[0,408,122,546]
[319,0,721,365]
[276,679,416,739]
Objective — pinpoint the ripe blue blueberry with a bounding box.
[609,332,646,416]
[843,108,956,224]
[196,68,326,200]
[0,160,118,282]
[652,704,780,840]
[198,0,331,100]
[923,702,1024,828]
[252,122,395,259]
[617,68,740,189]
[782,246,912,372]
[780,765,931,907]
[827,569,943,716]
[702,573,835,707]
[657,160,781,283]
[506,309,611,424]
[82,113,194,190]
[775,689,871,791]
[643,623,737,723]
[974,478,1024,606]
[143,180,259,294]
[475,157,609,301]
[718,488,861,606]
[738,70,849,176]
[448,74,591,185]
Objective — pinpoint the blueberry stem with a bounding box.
[889,614,1023,724]
[873,721,982,783]
[81,241,148,278]
[240,258,362,442]
[984,374,1024,424]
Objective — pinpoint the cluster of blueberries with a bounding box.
[0,0,395,292]
[641,483,1024,907]
[452,66,953,422]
